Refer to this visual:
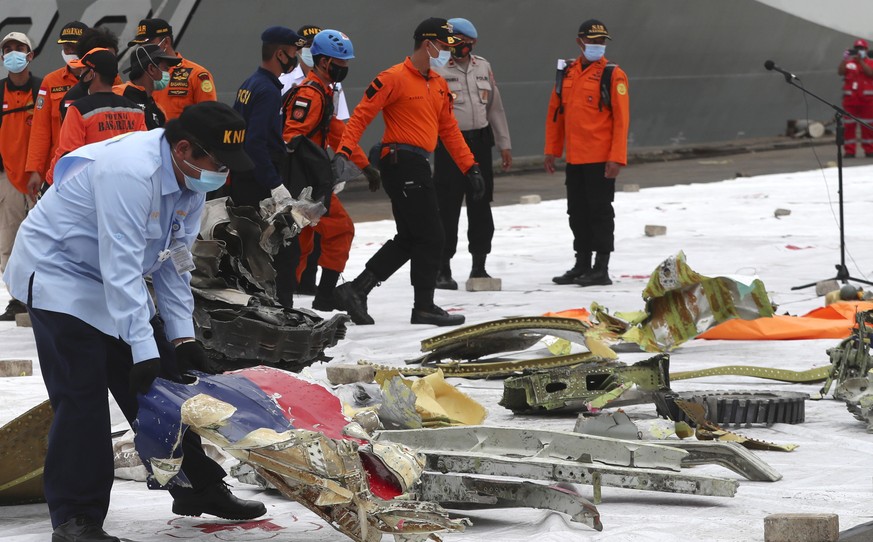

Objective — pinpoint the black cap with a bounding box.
[179,102,254,172]
[261,26,305,47]
[125,44,182,76]
[70,48,118,77]
[413,17,458,46]
[297,24,322,46]
[58,21,88,44]
[578,19,611,40]
[128,18,172,46]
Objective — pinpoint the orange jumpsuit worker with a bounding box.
[46,49,146,183]
[282,29,378,312]
[129,18,216,120]
[545,19,629,288]
[333,18,484,327]
[24,21,88,201]
[838,39,873,158]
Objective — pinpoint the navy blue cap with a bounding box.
[261,26,305,47]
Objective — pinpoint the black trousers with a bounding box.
[366,150,444,289]
[433,128,495,261]
[565,162,616,254]
[29,306,226,528]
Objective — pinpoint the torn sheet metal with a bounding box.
[192,289,348,372]
[416,472,602,532]
[375,370,487,427]
[834,375,873,432]
[0,399,51,505]
[657,441,782,482]
[671,400,798,452]
[135,367,465,541]
[820,309,873,398]
[500,354,671,413]
[375,426,738,498]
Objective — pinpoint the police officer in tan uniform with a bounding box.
[128,18,216,120]
[433,18,511,289]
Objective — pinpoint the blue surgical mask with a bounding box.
[3,50,28,73]
[153,70,170,91]
[429,43,451,68]
[300,47,314,68]
[172,152,228,193]
[582,44,606,62]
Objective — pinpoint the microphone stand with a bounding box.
[773,68,873,290]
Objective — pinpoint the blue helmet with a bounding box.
[310,29,354,60]
[448,18,477,40]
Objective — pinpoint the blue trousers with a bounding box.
[28,306,226,528]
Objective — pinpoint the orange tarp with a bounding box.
[698,301,873,340]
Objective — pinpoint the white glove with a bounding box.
[270,184,293,208]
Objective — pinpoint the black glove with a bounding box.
[129,358,162,395]
[175,340,211,375]
[363,164,381,192]
[466,165,486,201]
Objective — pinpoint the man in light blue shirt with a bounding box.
[3,102,266,542]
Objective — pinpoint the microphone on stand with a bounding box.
[764,60,799,81]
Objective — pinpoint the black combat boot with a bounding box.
[469,254,492,278]
[52,516,119,542]
[0,299,26,321]
[312,269,339,311]
[574,252,613,286]
[334,268,379,325]
[172,481,266,520]
[552,252,591,285]
[411,287,465,326]
[435,261,458,290]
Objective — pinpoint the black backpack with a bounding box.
[283,134,335,213]
[552,61,616,121]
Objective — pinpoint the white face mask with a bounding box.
[62,51,79,66]
[300,47,314,68]
[582,43,606,62]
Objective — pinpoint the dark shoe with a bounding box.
[574,252,613,286]
[469,254,492,279]
[334,269,378,325]
[435,262,458,290]
[296,282,317,296]
[0,299,26,321]
[312,292,336,311]
[52,516,119,542]
[172,481,266,520]
[411,304,466,326]
[552,252,592,285]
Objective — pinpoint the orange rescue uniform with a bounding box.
[0,76,40,193]
[152,55,216,120]
[283,72,369,278]
[25,66,79,180]
[338,57,474,172]
[46,92,147,183]
[544,56,629,165]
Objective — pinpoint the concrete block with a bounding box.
[774,208,791,218]
[816,280,841,297]
[466,277,502,291]
[519,194,541,204]
[644,225,667,237]
[15,312,31,327]
[764,513,838,542]
[0,359,33,377]
[622,183,640,192]
[326,364,376,385]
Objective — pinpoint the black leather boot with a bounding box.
[552,252,591,285]
[411,304,466,326]
[172,481,266,520]
[312,269,339,311]
[52,516,120,542]
[0,299,26,321]
[469,254,491,278]
[435,261,458,290]
[334,268,379,325]
[574,252,613,286]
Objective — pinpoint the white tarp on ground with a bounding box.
[3,163,873,541]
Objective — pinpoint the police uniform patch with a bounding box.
[291,98,311,121]
[617,82,627,96]
[201,80,213,93]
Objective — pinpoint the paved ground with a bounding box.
[340,136,873,223]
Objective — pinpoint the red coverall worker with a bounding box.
[839,39,873,157]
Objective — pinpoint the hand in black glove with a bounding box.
[175,340,211,375]
[466,165,486,201]
[129,358,162,395]
[363,165,381,192]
